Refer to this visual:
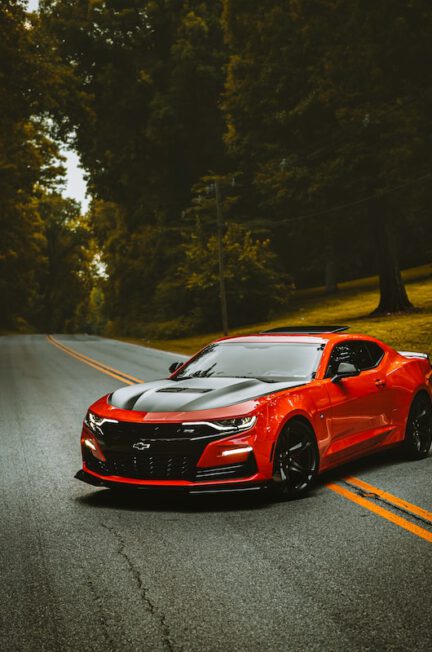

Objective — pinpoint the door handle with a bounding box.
[375,378,386,388]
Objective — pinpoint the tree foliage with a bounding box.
[38,193,97,332]
[2,2,431,336]
[0,1,98,331]
[222,0,432,310]
[179,221,288,327]
[0,1,51,328]
[41,0,238,331]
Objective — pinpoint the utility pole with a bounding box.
[214,179,229,335]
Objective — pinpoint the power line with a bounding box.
[249,172,432,229]
[280,91,428,169]
[164,170,431,235]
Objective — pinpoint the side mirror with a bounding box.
[169,361,183,374]
[331,362,359,383]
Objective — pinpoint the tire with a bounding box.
[269,420,319,500]
[403,393,432,460]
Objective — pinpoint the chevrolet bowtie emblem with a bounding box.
[132,442,151,451]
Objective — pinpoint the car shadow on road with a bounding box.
[75,448,416,514]
[75,487,279,513]
[317,447,409,486]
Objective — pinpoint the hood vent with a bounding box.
[156,386,211,394]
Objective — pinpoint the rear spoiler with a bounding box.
[398,350,430,361]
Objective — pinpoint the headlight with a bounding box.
[183,416,257,434]
[84,410,118,436]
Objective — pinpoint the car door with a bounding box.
[324,340,393,463]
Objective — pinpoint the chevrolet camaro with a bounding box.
[75,326,432,498]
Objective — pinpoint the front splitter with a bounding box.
[75,468,266,494]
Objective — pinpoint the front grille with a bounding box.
[99,421,222,441]
[83,449,256,483]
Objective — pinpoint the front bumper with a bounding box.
[75,467,267,494]
[77,415,273,492]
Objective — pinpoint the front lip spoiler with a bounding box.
[75,468,266,494]
[75,468,106,486]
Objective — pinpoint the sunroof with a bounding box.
[261,326,349,334]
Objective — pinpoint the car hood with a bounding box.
[109,377,307,412]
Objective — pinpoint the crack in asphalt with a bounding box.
[101,523,176,652]
[342,481,432,529]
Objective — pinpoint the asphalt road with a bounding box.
[1,334,431,652]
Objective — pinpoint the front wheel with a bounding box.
[269,420,319,500]
[403,393,432,460]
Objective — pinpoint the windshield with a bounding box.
[174,342,323,383]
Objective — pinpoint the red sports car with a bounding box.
[75,327,432,498]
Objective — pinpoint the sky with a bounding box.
[59,149,90,213]
[27,0,89,212]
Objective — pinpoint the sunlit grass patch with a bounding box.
[117,264,432,357]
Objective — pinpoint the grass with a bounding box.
[115,263,432,357]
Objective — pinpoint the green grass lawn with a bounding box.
[118,264,432,357]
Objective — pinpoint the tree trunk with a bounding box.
[370,211,413,315]
[324,240,338,294]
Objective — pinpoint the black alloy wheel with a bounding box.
[403,393,432,460]
[270,420,319,499]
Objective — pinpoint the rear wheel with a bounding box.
[269,420,319,499]
[403,393,432,460]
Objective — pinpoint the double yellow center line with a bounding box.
[326,478,432,544]
[47,334,431,543]
[47,335,143,385]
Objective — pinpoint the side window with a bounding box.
[326,340,382,377]
[350,341,373,371]
[326,340,384,378]
[326,343,355,377]
[366,341,384,367]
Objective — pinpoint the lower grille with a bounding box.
[84,450,195,480]
[84,450,257,483]
[195,455,257,481]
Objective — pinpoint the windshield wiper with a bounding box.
[174,372,212,380]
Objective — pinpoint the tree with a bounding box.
[152,171,289,332]
[41,1,227,330]
[31,0,432,337]
[222,0,432,313]
[37,193,96,331]
[177,221,288,329]
[0,1,61,329]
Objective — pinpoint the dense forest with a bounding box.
[1,0,431,336]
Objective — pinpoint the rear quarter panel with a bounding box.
[385,353,432,437]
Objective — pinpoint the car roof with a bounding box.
[215,334,329,345]
[213,332,381,346]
